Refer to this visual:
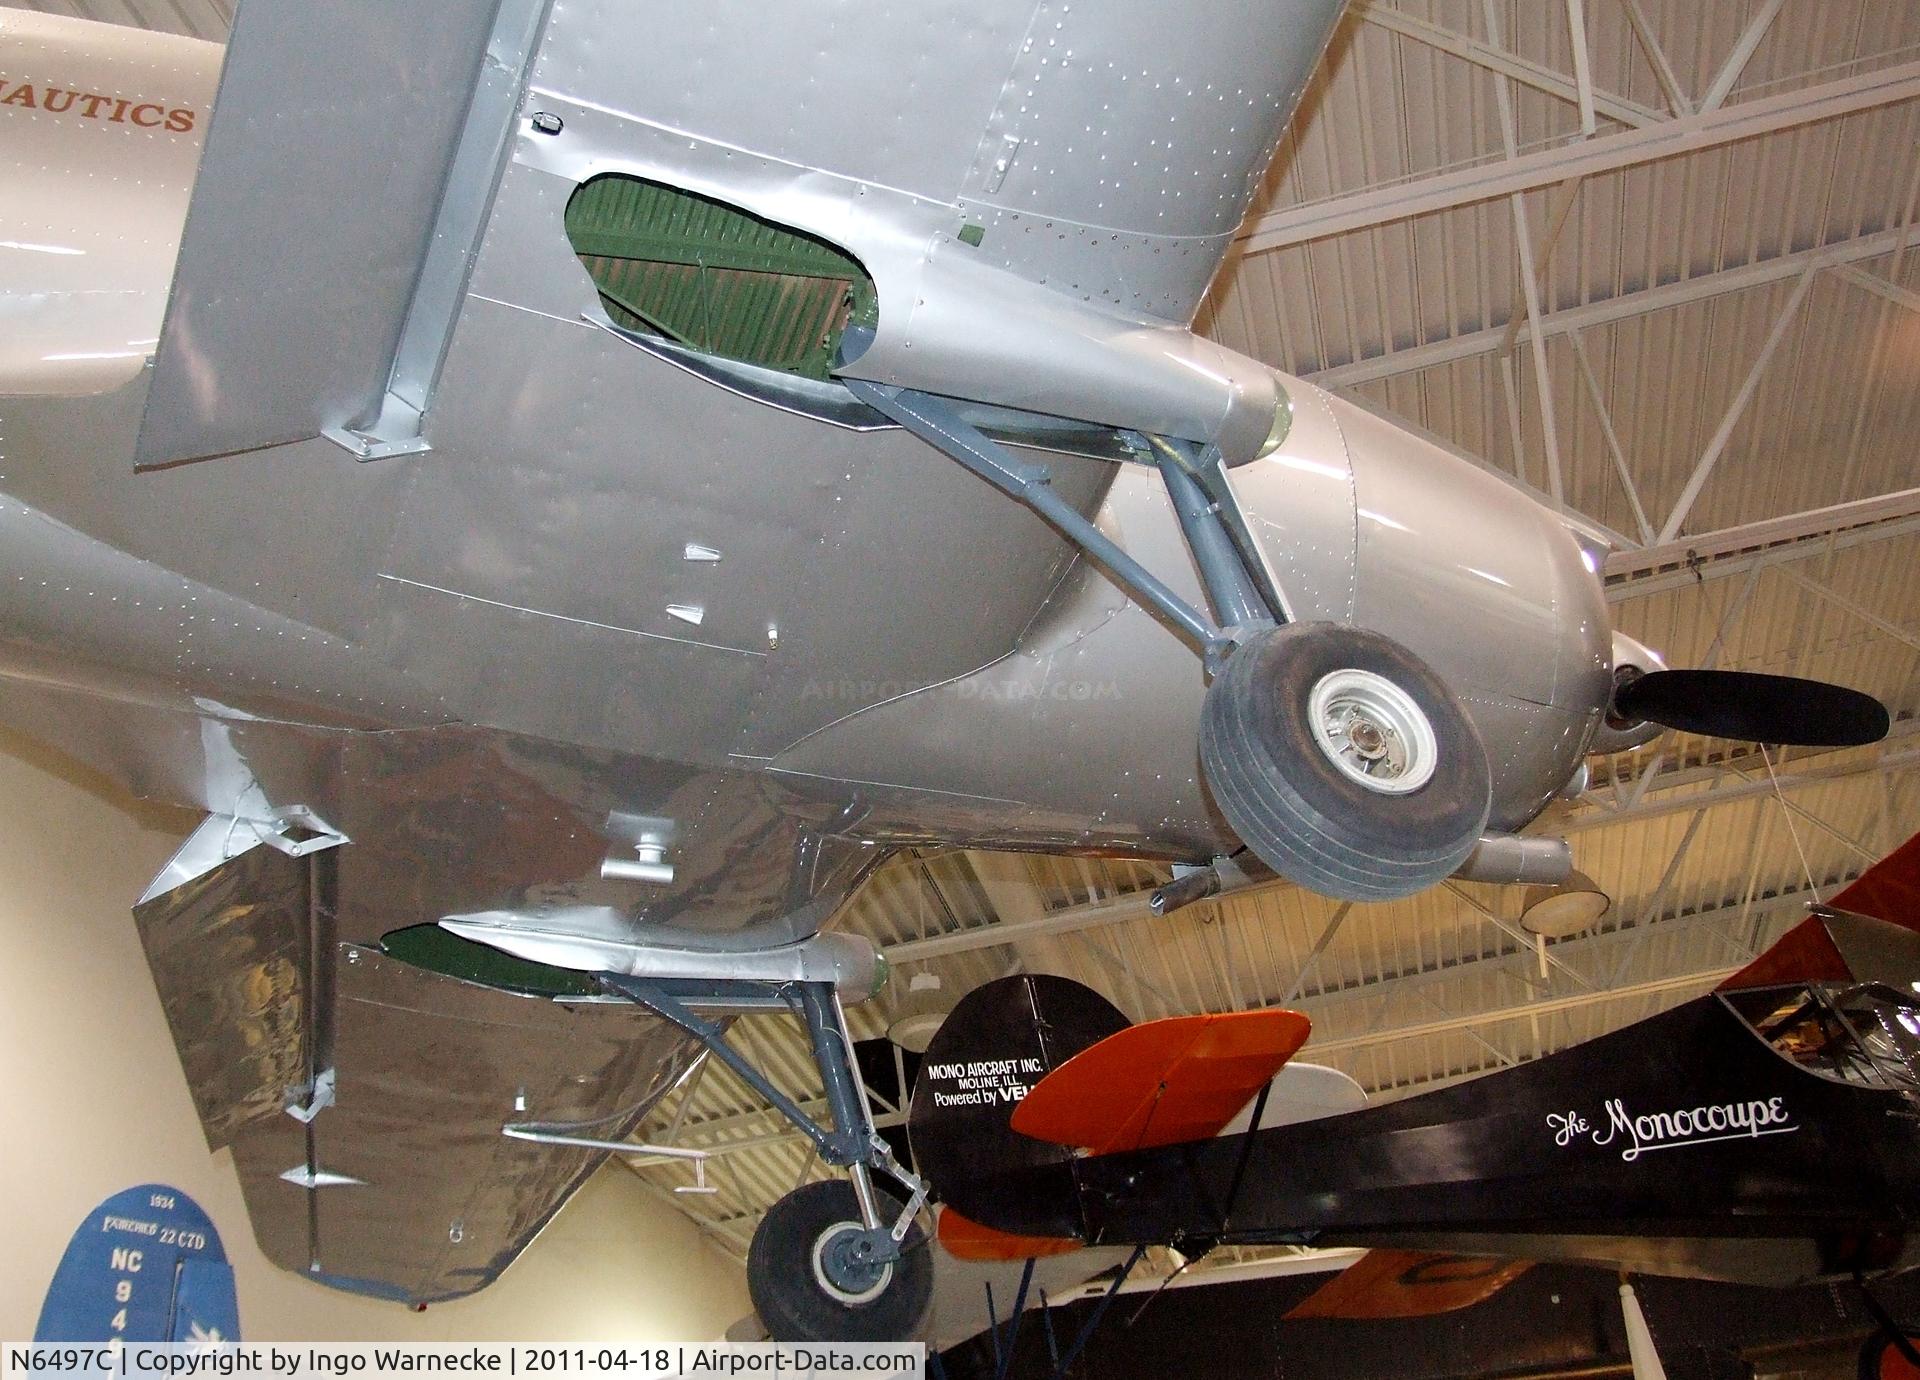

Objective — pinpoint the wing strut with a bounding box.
[841,367,1286,671]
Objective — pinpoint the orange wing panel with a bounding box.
[1286,1250,1532,1320]
[936,1208,1082,1261]
[1009,1010,1311,1154]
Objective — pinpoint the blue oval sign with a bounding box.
[35,1185,240,1342]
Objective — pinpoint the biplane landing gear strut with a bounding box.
[843,373,1491,901]
[599,974,932,1342]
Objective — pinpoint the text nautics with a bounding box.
[1547,1095,1796,1161]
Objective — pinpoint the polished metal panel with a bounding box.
[0,493,450,729]
[771,383,1605,837]
[1233,382,1360,622]
[136,832,706,1301]
[398,167,1120,759]
[134,0,508,465]
[241,944,699,1301]
[1335,392,1571,708]
[133,839,310,1150]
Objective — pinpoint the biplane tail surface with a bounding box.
[907,974,1327,1259]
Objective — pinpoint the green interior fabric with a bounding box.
[566,174,878,380]
[380,923,600,998]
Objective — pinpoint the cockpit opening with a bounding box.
[1721,981,1920,1093]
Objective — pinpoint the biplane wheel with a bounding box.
[748,1180,931,1343]
[1199,622,1491,901]
[1860,1328,1920,1380]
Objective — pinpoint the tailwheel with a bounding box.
[1200,622,1491,902]
[748,1180,931,1343]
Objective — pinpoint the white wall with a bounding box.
[0,728,750,1341]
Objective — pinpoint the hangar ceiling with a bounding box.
[17,0,1919,1282]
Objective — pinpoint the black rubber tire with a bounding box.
[1199,622,1492,902]
[748,1180,931,1343]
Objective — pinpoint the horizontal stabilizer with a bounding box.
[1010,1010,1311,1154]
[1285,1250,1532,1321]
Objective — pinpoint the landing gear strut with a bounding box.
[844,375,1491,901]
[600,974,932,1342]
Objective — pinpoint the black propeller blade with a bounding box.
[1612,669,1891,747]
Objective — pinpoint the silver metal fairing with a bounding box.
[439,917,885,1001]
[1453,833,1575,887]
[0,663,887,949]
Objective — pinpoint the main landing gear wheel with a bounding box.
[1199,622,1491,902]
[749,1180,931,1343]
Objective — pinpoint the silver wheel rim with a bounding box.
[810,1222,892,1306]
[1307,668,1438,795]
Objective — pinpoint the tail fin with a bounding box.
[907,973,1314,1242]
[907,974,1130,1241]
[1830,829,1920,926]
[1720,827,1920,991]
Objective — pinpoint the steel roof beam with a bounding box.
[1305,966,1739,1057]
[1571,735,1920,834]
[1240,60,1920,254]
[1621,0,1691,117]
[1300,887,1830,1060]
[1605,485,1920,589]
[1699,0,1787,115]
[1309,224,1920,388]
[1829,261,1920,316]
[1655,265,1818,543]
[1358,5,1662,131]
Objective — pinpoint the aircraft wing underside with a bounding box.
[136,837,703,1303]
[137,0,1345,471]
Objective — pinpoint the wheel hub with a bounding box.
[811,1222,893,1305]
[1307,668,1438,795]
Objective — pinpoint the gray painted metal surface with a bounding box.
[134,0,510,464]
[0,0,1628,1306]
